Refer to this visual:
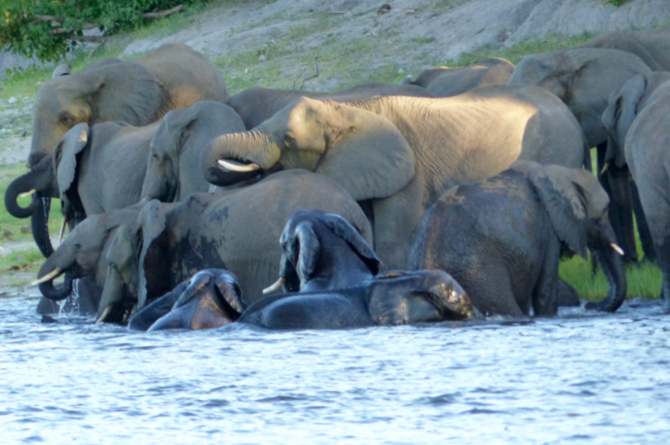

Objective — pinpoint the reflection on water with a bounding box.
[1,288,669,444]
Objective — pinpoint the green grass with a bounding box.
[0,247,44,275]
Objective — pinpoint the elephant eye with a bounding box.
[284,134,295,145]
[74,242,82,250]
[60,114,75,128]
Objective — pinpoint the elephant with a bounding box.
[508,47,653,264]
[262,210,381,295]
[601,72,670,264]
[400,57,515,97]
[6,120,159,258]
[407,161,627,317]
[91,169,374,323]
[140,100,246,203]
[237,270,479,330]
[28,43,228,168]
[203,85,587,269]
[618,84,670,310]
[129,269,245,331]
[582,30,670,72]
[224,82,433,130]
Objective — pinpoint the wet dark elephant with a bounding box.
[617,84,670,310]
[400,57,515,97]
[262,210,381,295]
[129,269,245,331]
[601,72,670,264]
[508,47,653,264]
[407,161,627,317]
[238,270,478,330]
[203,85,586,269]
[224,82,433,129]
[140,101,246,203]
[93,170,374,324]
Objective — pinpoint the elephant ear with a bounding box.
[214,271,246,318]
[320,213,380,274]
[83,61,164,126]
[137,199,167,309]
[315,102,415,201]
[293,220,320,284]
[603,74,647,168]
[55,123,90,198]
[528,165,608,259]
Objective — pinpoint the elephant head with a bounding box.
[520,162,627,312]
[29,60,163,167]
[201,97,415,203]
[147,269,245,331]
[33,209,139,301]
[508,48,651,148]
[602,72,670,169]
[97,199,173,323]
[367,270,479,325]
[264,210,380,294]
[141,101,246,202]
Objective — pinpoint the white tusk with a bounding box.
[262,277,285,294]
[29,267,63,287]
[600,162,609,175]
[96,306,112,324]
[610,243,625,256]
[19,189,37,198]
[217,159,260,173]
[58,217,68,243]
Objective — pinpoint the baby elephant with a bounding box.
[408,161,627,317]
[239,270,478,330]
[129,269,245,331]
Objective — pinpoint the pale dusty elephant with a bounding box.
[202,85,587,268]
[28,43,227,168]
[582,30,670,71]
[400,57,515,97]
[408,161,627,317]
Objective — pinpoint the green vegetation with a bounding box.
[0,247,43,276]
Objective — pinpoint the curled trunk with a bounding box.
[4,174,39,218]
[38,272,74,301]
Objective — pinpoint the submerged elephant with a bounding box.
[28,43,227,167]
[92,170,373,323]
[238,270,478,330]
[400,57,515,97]
[601,72,670,263]
[140,101,246,203]
[619,84,670,310]
[408,161,627,317]
[224,82,433,129]
[203,85,586,268]
[129,269,245,331]
[262,210,381,295]
[508,47,652,263]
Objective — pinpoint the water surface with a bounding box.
[1,290,669,444]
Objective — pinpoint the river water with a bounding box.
[1,289,669,444]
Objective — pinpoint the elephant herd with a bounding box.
[4,30,670,331]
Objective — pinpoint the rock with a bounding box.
[20,225,30,234]
[19,130,27,137]
[8,96,17,104]
[377,3,391,15]
[3,230,13,238]
[259,54,267,62]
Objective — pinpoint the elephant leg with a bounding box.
[36,297,60,315]
[531,238,560,316]
[557,279,580,307]
[630,180,656,264]
[372,181,424,270]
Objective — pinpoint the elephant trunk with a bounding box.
[586,222,627,312]
[31,196,55,257]
[38,271,74,301]
[4,172,39,218]
[96,267,129,324]
[201,129,279,187]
